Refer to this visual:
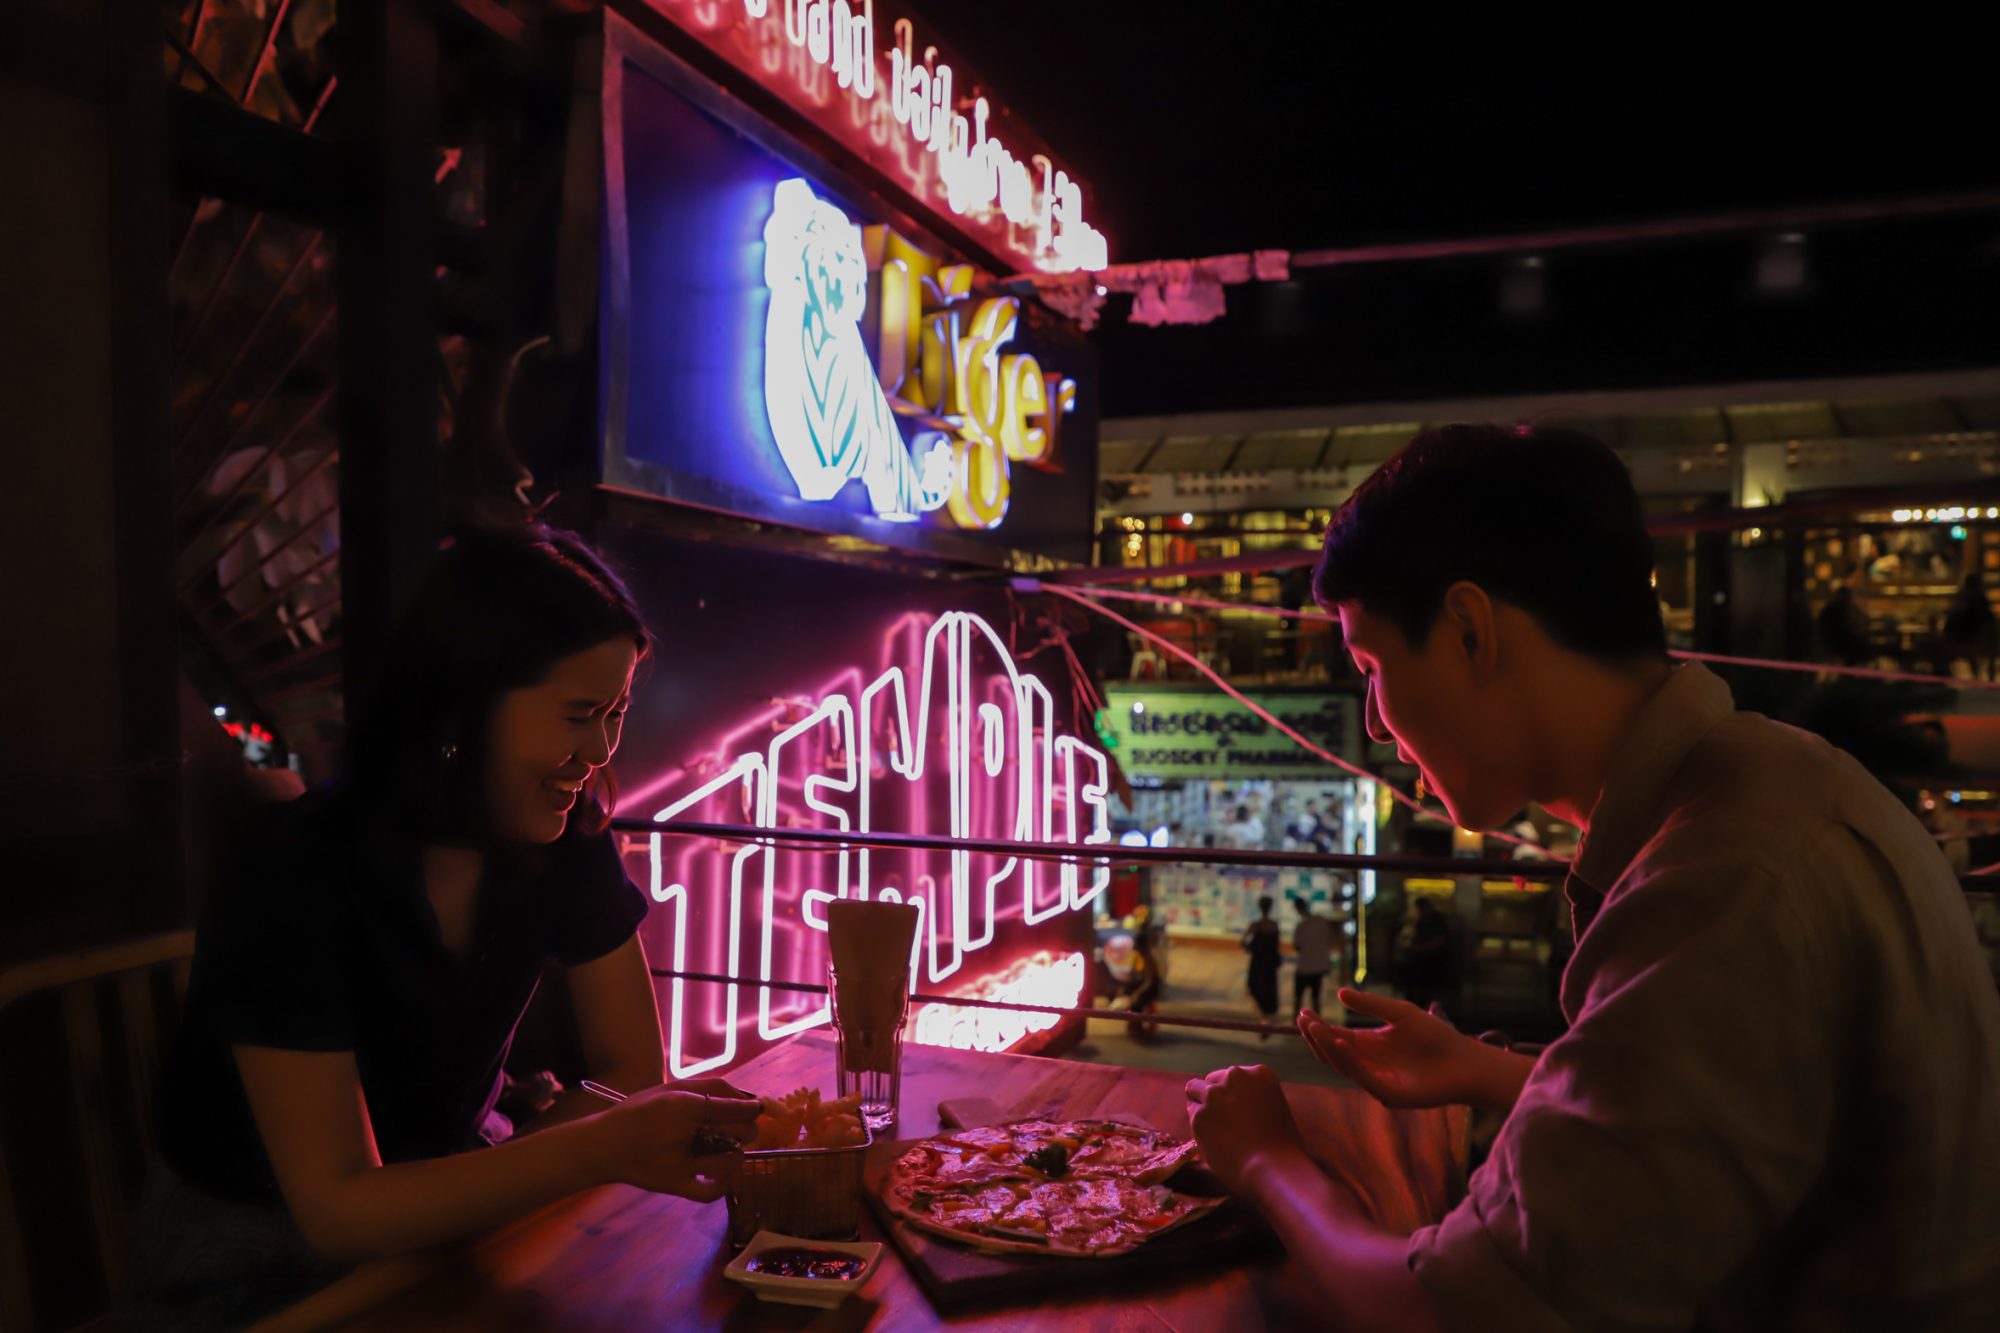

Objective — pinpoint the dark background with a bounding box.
[937,5,2000,414]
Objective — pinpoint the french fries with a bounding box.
[749,1086,868,1150]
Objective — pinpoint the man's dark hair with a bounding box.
[1314,423,1666,661]
[346,524,653,843]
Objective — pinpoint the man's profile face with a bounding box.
[1335,601,1524,830]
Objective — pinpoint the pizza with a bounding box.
[880,1119,1225,1257]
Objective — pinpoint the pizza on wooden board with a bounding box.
[881,1118,1226,1257]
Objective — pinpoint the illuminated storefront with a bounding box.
[583,2,1109,1069]
[1098,685,1371,943]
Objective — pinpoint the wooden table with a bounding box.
[262,1033,1467,1332]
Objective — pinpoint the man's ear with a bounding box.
[1439,582,1500,678]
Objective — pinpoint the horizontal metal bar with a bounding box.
[612,817,1569,882]
[618,817,2000,887]
[1287,188,2000,271]
[650,969,1300,1038]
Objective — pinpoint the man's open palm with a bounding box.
[1301,989,1487,1109]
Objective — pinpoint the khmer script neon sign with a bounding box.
[651,0,1106,275]
[764,178,1076,528]
[633,609,1111,1075]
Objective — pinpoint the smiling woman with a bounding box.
[139,526,763,1328]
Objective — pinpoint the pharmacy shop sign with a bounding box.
[1101,689,1358,781]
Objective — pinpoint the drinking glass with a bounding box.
[830,962,908,1130]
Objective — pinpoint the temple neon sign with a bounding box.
[636,609,1111,1076]
[763,178,1076,529]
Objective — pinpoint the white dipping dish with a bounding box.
[722,1230,883,1309]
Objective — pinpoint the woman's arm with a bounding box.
[235,1043,758,1263]
[519,935,672,1132]
[569,934,665,1087]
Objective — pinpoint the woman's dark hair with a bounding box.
[345,525,653,842]
[1257,895,1275,916]
[1314,423,1666,662]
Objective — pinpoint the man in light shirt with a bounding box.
[1290,895,1336,1014]
[1186,424,2000,1331]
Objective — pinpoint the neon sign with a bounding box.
[764,178,952,521]
[763,178,1076,528]
[913,949,1085,1054]
[648,1,1107,274]
[636,609,1111,1077]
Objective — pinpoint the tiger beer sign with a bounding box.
[762,178,1077,530]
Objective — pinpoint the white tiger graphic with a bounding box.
[763,178,951,522]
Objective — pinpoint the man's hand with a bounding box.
[1185,1065,1311,1195]
[1302,989,1532,1113]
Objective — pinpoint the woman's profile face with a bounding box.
[484,638,639,843]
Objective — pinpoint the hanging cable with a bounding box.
[1025,582,1549,846]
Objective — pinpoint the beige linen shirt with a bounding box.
[1408,663,2000,1331]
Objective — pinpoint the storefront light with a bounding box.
[1180,512,1194,526]
[1893,509,1912,523]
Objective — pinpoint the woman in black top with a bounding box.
[1241,894,1282,1034]
[144,527,757,1324]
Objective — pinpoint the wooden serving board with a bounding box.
[861,1127,1279,1315]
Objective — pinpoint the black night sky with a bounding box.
[933,6,2000,415]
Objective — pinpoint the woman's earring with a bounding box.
[441,742,461,763]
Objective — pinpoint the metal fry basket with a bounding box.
[725,1127,875,1246]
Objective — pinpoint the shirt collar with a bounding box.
[1570,660,1736,893]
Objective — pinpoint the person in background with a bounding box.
[1816,569,1870,665]
[1241,894,1282,1037]
[1397,897,1454,1012]
[1221,802,1265,851]
[1290,896,1336,1014]
[1288,798,1324,848]
[1186,423,2000,1331]
[1941,572,1999,680]
[1115,906,1165,1039]
[141,527,759,1327]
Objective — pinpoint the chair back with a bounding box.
[0,932,195,1331]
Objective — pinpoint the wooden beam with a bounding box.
[337,0,442,696]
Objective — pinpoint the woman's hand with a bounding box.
[1301,988,1519,1111]
[1185,1065,1310,1196]
[585,1084,761,1201]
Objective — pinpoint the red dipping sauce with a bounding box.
[745,1247,866,1280]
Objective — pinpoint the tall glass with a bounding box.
[827,899,919,1131]
[830,963,907,1129]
